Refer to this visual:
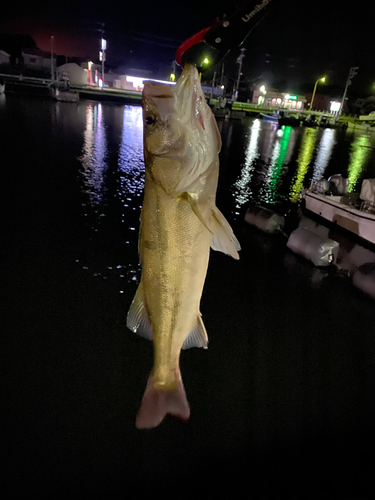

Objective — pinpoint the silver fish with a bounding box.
[127,64,240,429]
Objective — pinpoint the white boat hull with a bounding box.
[54,89,79,102]
[305,191,375,245]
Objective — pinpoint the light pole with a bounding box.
[233,48,245,101]
[310,76,326,111]
[50,35,54,82]
[99,38,106,87]
[338,66,359,117]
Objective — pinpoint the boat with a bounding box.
[301,175,375,245]
[260,112,279,122]
[54,88,79,103]
[0,78,5,94]
[347,121,375,132]
[359,111,375,122]
[261,110,300,126]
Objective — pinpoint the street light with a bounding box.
[310,77,326,111]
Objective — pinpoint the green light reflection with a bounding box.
[261,126,292,204]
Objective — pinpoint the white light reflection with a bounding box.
[232,119,261,208]
[118,106,145,198]
[312,128,336,182]
[80,102,108,207]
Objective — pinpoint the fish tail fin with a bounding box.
[136,372,190,429]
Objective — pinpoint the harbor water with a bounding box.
[2,94,375,498]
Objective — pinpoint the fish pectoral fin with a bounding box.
[182,313,208,350]
[126,282,153,341]
[186,193,214,233]
[210,207,241,260]
[186,194,240,260]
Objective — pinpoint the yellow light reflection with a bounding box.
[347,134,372,192]
[232,119,261,208]
[289,127,318,202]
[312,128,336,182]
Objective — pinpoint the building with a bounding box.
[252,88,307,110]
[0,50,10,65]
[56,63,87,86]
[22,48,55,71]
[353,96,375,116]
[80,61,102,86]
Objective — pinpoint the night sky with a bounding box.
[1,0,373,94]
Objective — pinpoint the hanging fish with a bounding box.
[127,64,240,429]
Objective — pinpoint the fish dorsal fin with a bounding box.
[211,207,241,260]
[182,314,208,350]
[127,282,153,341]
[186,194,240,260]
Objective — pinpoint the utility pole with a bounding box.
[50,35,54,82]
[233,48,245,101]
[211,71,216,100]
[339,66,359,117]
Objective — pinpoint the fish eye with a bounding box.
[145,116,156,126]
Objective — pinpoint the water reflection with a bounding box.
[232,118,261,208]
[118,106,144,199]
[347,134,371,192]
[289,127,318,202]
[260,126,292,205]
[312,128,336,182]
[80,103,108,207]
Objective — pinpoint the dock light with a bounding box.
[170,73,175,81]
[220,85,224,89]
[202,57,209,64]
[260,85,266,93]
[98,78,103,88]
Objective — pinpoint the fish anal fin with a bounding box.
[136,373,190,429]
[126,282,153,341]
[182,314,208,349]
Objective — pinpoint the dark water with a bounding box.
[2,95,375,498]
